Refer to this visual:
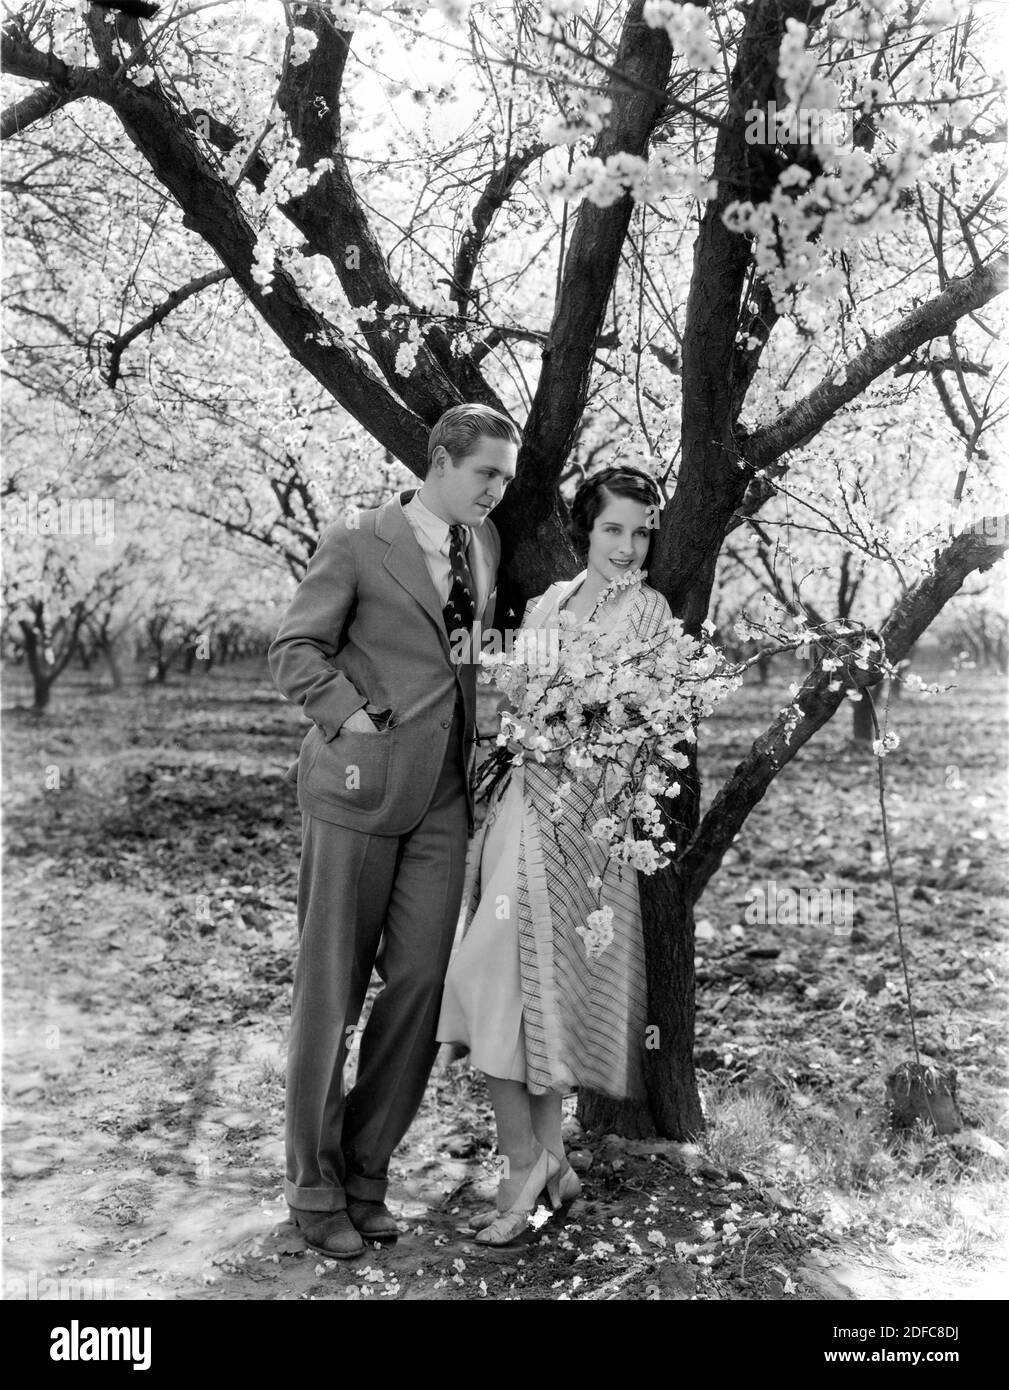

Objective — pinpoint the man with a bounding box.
[269,403,520,1257]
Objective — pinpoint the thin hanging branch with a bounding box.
[862,685,920,1064]
[102,268,231,387]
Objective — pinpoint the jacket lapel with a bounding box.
[468,525,496,625]
[377,492,450,651]
[553,572,587,621]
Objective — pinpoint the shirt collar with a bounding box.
[407,489,469,554]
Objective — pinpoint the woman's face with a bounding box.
[585,493,652,584]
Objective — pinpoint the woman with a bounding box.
[436,465,673,1245]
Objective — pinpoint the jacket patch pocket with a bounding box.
[304,726,394,813]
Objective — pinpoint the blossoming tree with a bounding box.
[2,0,1006,1135]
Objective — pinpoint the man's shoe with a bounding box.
[346,1199,400,1243]
[289,1206,364,1259]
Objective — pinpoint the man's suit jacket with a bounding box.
[269,489,500,836]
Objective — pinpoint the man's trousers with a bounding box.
[284,710,469,1211]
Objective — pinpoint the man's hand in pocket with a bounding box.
[342,708,381,733]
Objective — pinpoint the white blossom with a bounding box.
[289,29,320,66]
[577,906,615,960]
[643,2,719,72]
[872,731,901,756]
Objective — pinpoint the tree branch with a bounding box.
[1,22,71,84]
[649,0,829,628]
[745,257,1008,469]
[450,143,548,315]
[893,355,990,377]
[492,0,674,606]
[103,267,230,386]
[1,25,108,137]
[2,85,66,139]
[680,519,1008,899]
[471,322,619,365]
[1,26,430,471]
[728,272,778,417]
[275,8,503,417]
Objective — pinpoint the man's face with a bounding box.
[426,435,518,526]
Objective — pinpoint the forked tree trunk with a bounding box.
[20,618,78,715]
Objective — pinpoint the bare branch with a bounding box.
[450,143,548,315]
[893,355,990,376]
[650,0,833,627]
[680,520,1008,899]
[103,268,230,387]
[1,23,71,84]
[745,257,1008,469]
[0,26,107,137]
[275,8,502,416]
[2,85,66,139]
[492,0,673,606]
[1,25,430,470]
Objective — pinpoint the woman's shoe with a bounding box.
[467,1206,503,1234]
[473,1147,561,1247]
[471,1155,581,1231]
[544,1159,581,1214]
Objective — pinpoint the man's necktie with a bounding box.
[444,523,476,649]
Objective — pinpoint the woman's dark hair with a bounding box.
[569,465,664,567]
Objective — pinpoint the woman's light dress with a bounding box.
[436,573,673,1099]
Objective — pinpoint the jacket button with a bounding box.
[440,720,451,729]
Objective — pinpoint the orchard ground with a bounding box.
[2,654,1006,1302]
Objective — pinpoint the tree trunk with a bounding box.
[624,4,813,1137]
[31,670,53,713]
[26,652,53,712]
[103,641,124,691]
[579,745,704,1138]
[852,690,875,742]
[578,864,703,1139]
[19,623,53,713]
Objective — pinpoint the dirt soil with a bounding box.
[3,659,1006,1301]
